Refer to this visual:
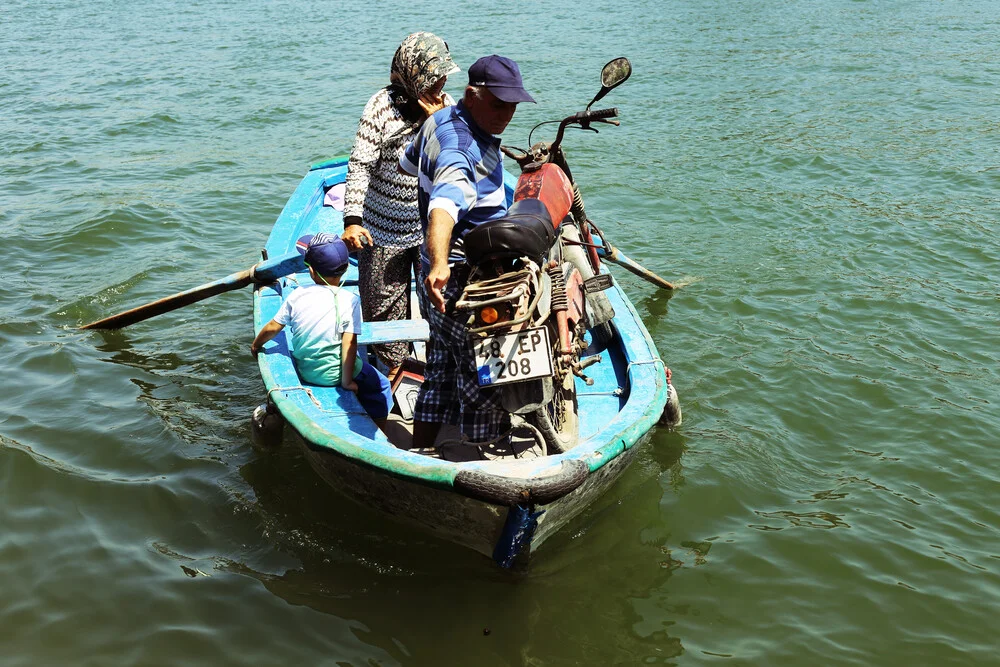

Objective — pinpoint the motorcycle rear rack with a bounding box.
[456,266,546,335]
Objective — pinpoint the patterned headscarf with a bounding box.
[389,32,460,101]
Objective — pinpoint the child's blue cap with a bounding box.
[296,233,349,276]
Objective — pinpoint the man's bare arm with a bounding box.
[424,208,456,312]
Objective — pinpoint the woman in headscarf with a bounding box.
[342,32,459,379]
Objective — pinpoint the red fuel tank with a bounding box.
[513,163,573,229]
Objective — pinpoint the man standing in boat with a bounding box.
[398,55,535,449]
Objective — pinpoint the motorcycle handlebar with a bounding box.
[551,107,620,153]
[501,145,528,161]
[581,107,618,121]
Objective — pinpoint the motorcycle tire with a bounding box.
[590,321,614,348]
[530,365,579,455]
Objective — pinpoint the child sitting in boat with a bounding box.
[250,233,393,425]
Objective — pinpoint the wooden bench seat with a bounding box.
[357,319,429,346]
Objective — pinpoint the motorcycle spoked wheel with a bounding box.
[531,357,580,455]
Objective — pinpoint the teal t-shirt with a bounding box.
[273,284,363,386]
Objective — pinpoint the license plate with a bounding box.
[473,327,553,387]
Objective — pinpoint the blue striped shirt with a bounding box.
[399,101,508,263]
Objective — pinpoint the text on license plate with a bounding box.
[474,327,553,387]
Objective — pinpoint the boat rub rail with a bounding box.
[265,366,665,506]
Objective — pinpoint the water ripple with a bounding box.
[2,0,999,664]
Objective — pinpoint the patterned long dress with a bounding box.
[343,87,455,368]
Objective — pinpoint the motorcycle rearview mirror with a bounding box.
[585,57,632,110]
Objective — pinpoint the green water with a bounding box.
[2,0,997,664]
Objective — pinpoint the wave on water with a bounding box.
[102,113,182,137]
[3,0,1000,664]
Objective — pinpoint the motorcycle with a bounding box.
[454,57,634,455]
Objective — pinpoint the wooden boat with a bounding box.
[253,155,677,567]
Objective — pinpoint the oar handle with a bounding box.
[597,243,675,291]
[251,250,305,283]
[80,250,306,330]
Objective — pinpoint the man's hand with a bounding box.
[250,343,260,358]
[342,380,359,393]
[341,225,374,252]
[424,263,451,313]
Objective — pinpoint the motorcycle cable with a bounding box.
[527,119,561,146]
[526,116,601,149]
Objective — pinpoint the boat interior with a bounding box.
[284,272,626,462]
[254,174,641,463]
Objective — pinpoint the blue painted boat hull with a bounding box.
[253,157,672,564]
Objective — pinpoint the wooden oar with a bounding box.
[80,251,305,330]
[597,242,675,291]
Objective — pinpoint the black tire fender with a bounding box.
[454,460,590,506]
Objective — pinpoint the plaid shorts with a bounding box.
[413,264,510,442]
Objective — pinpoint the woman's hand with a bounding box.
[342,225,374,252]
[417,92,447,118]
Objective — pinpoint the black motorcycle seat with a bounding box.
[463,199,556,265]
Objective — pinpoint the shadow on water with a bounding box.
[638,288,677,323]
[218,429,694,664]
[93,329,188,373]
[87,324,262,450]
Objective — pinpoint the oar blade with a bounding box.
[79,249,307,331]
[80,269,253,330]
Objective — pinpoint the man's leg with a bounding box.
[411,329,452,448]
[459,400,511,443]
[420,265,511,443]
[411,420,443,449]
[411,267,459,448]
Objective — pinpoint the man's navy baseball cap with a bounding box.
[467,55,535,104]
[296,233,349,276]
